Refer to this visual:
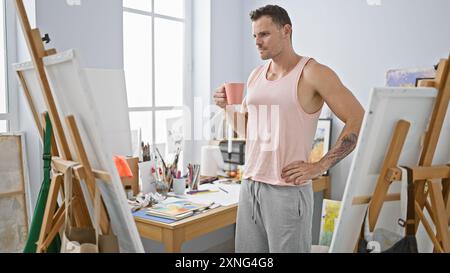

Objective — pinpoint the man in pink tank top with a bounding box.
[214,5,364,253]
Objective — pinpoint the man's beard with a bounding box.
[259,50,271,60]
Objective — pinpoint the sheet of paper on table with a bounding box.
[168,182,240,206]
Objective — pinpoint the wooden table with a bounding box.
[135,204,238,252]
[134,176,331,252]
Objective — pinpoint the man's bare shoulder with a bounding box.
[302,59,337,85]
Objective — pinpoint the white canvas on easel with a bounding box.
[14,61,133,157]
[14,49,143,253]
[84,68,133,157]
[330,87,450,253]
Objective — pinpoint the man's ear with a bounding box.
[283,24,292,39]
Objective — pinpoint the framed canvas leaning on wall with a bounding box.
[309,118,332,175]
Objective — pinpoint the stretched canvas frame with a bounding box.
[330,87,450,253]
[309,118,332,175]
[13,50,143,253]
[0,133,31,252]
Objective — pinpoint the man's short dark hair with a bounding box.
[249,5,292,29]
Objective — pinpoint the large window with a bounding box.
[123,0,190,154]
[0,0,16,133]
[0,1,8,132]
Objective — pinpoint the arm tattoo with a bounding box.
[319,133,358,169]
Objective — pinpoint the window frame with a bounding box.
[0,0,18,132]
[123,0,192,147]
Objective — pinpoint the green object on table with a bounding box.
[23,113,61,253]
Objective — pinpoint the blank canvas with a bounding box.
[14,50,143,252]
[0,133,30,252]
[330,87,450,253]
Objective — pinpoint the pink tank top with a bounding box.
[241,57,322,186]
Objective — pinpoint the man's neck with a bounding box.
[270,49,301,75]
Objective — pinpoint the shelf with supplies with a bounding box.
[219,139,245,165]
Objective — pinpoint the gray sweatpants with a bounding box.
[235,179,314,253]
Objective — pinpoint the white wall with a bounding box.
[36,0,123,69]
[210,0,245,88]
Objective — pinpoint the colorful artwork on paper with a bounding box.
[319,199,341,247]
[386,67,436,87]
[148,200,206,217]
[309,128,326,163]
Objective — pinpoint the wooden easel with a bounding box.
[14,0,114,252]
[352,54,450,252]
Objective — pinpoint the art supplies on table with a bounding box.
[218,186,229,194]
[133,210,176,224]
[167,148,181,190]
[193,165,200,190]
[155,146,167,170]
[155,180,169,197]
[113,155,133,178]
[152,146,182,192]
[138,161,156,194]
[121,157,140,195]
[134,202,220,223]
[141,142,152,162]
[186,189,219,195]
[128,192,165,212]
[173,177,187,195]
[217,178,235,184]
[187,182,240,206]
[138,145,183,199]
[187,164,201,191]
[200,176,219,185]
[167,192,189,199]
[149,210,194,220]
[145,200,212,220]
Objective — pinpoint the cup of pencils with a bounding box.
[154,147,182,192]
[187,164,201,191]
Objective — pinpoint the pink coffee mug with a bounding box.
[224,83,245,105]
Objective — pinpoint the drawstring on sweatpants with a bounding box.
[249,180,262,224]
